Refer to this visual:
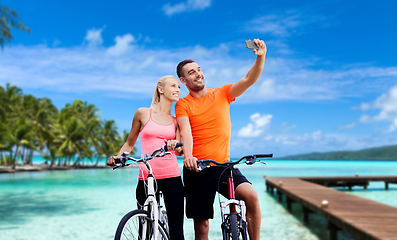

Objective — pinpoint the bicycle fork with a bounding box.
[220,199,247,230]
[220,170,248,239]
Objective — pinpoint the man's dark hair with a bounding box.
[176,59,195,78]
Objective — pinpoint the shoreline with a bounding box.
[0,164,112,174]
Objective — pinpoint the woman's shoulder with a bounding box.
[134,107,150,120]
[136,107,150,113]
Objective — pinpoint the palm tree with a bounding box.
[0,5,30,49]
[81,103,101,166]
[56,117,85,166]
[9,118,37,169]
[60,100,102,166]
[0,86,9,164]
[1,83,23,164]
[22,95,58,165]
[0,122,12,164]
[0,83,131,168]
[93,120,121,166]
[43,145,61,168]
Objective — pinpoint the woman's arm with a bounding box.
[107,108,144,166]
[174,119,184,156]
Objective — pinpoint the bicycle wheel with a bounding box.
[222,214,248,240]
[114,209,169,240]
[229,214,239,240]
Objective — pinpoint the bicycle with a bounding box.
[197,153,272,240]
[111,142,183,240]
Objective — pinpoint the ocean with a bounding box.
[1,159,396,240]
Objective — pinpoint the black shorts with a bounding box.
[183,166,250,219]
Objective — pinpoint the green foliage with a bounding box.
[0,83,129,166]
[278,145,397,160]
[0,5,31,49]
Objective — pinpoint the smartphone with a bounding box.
[245,40,259,50]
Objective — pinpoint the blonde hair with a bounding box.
[151,75,178,107]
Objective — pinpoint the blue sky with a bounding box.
[1,0,397,158]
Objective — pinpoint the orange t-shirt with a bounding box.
[175,84,235,163]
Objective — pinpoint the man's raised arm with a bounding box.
[177,116,198,171]
[230,38,267,99]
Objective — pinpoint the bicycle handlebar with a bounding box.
[164,141,184,152]
[197,153,272,171]
[111,142,184,170]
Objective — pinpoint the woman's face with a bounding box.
[161,77,180,102]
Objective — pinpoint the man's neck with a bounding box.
[189,87,208,98]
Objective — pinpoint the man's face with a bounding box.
[180,62,205,92]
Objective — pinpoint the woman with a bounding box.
[107,75,184,240]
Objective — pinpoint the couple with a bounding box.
[108,39,267,240]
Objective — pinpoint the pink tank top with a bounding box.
[138,109,181,180]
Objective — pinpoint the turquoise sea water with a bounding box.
[1,159,397,240]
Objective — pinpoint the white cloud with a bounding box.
[278,123,296,132]
[1,29,397,106]
[359,84,397,132]
[84,28,104,47]
[238,113,272,138]
[163,0,211,16]
[245,14,301,37]
[338,122,356,130]
[235,60,397,103]
[360,115,371,123]
[107,34,135,56]
[244,11,327,37]
[276,130,323,145]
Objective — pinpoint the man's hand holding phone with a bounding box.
[246,39,267,56]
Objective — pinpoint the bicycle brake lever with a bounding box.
[197,161,210,171]
[245,156,256,165]
[154,152,171,158]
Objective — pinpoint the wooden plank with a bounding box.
[265,176,397,240]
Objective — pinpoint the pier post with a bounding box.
[286,197,292,212]
[385,182,389,190]
[302,206,311,223]
[277,190,283,202]
[269,185,274,194]
[328,222,339,240]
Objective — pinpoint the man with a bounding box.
[175,38,267,240]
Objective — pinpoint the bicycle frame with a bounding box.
[140,162,161,239]
[220,166,248,239]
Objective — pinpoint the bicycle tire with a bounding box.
[229,214,240,240]
[114,209,169,240]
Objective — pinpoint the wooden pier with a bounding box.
[301,176,397,191]
[265,176,397,240]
